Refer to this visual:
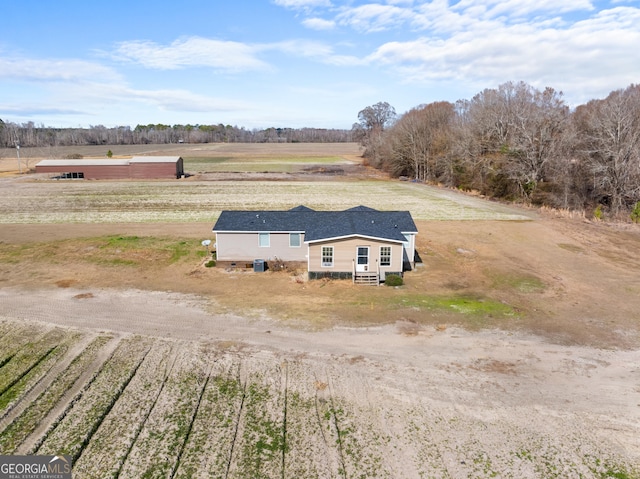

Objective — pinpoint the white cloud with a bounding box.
[268,39,334,58]
[336,4,415,32]
[0,57,122,83]
[285,0,596,35]
[259,39,364,66]
[302,17,336,30]
[366,5,640,104]
[127,88,254,113]
[411,0,494,34]
[273,0,332,8]
[0,104,86,116]
[111,37,269,72]
[453,0,595,20]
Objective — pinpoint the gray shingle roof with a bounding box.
[213,206,417,242]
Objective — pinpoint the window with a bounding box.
[59,172,84,179]
[322,246,333,267]
[357,247,369,265]
[289,233,301,247]
[380,246,391,266]
[258,233,270,247]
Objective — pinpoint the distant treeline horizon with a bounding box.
[0,121,354,147]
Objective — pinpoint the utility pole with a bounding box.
[16,141,22,174]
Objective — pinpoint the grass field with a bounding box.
[0,180,532,224]
[185,155,354,173]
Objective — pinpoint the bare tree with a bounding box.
[459,81,569,200]
[504,85,569,200]
[574,84,640,215]
[386,102,455,182]
[354,101,397,167]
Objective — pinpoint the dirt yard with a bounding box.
[0,145,639,477]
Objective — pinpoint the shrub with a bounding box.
[593,204,604,220]
[385,274,403,286]
[64,153,83,159]
[631,201,640,223]
[205,260,216,268]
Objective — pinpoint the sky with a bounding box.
[1,0,639,130]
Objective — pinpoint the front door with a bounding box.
[356,246,369,272]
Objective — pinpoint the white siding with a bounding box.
[308,237,403,273]
[215,232,307,262]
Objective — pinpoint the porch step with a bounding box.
[354,273,379,285]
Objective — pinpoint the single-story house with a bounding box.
[212,206,418,284]
[34,156,184,179]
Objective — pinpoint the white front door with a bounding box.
[356,246,369,272]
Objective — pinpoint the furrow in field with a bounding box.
[226,354,285,479]
[0,330,86,432]
[169,350,215,478]
[116,341,209,478]
[0,323,38,363]
[317,361,393,479]
[284,360,338,479]
[330,360,438,479]
[0,328,73,414]
[72,339,176,478]
[3,334,115,455]
[35,335,150,460]
[172,352,242,478]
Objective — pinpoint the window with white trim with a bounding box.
[321,246,334,267]
[289,233,301,247]
[380,246,391,266]
[258,233,270,247]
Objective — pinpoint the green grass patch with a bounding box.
[167,240,192,263]
[185,155,350,173]
[586,456,639,479]
[183,156,233,165]
[1,236,204,270]
[392,294,517,318]
[93,236,203,266]
[488,271,546,293]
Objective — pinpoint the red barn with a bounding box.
[35,156,184,179]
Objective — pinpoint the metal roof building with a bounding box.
[34,156,184,179]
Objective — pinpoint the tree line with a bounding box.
[354,82,640,219]
[0,121,353,148]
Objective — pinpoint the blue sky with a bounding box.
[1,0,639,129]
